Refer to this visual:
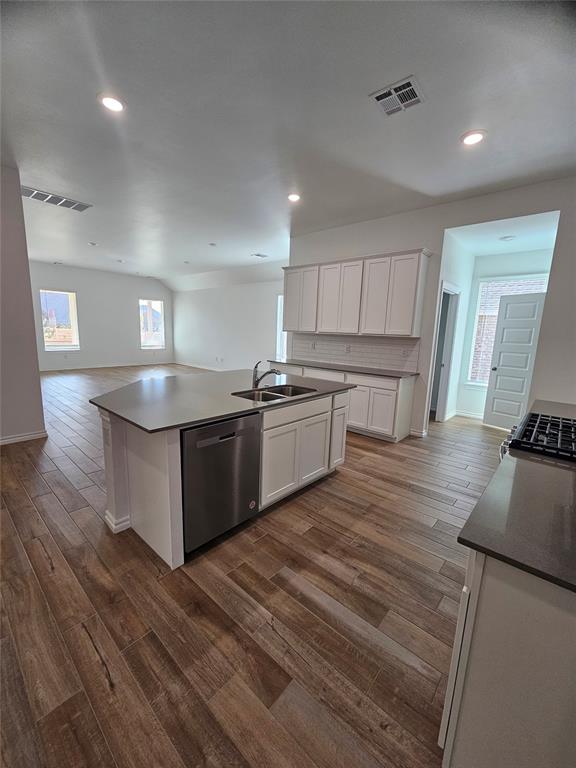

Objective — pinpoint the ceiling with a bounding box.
[448,211,561,256]
[2,2,575,285]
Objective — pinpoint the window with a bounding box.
[139,299,165,349]
[468,276,548,384]
[40,289,80,351]
[276,295,287,359]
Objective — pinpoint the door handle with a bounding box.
[491,367,497,371]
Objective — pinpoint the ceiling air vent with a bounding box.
[21,186,92,212]
[371,77,423,116]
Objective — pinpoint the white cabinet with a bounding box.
[318,261,363,334]
[317,264,341,332]
[260,400,347,508]
[360,257,391,334]
[299,412,331,484]
[261,421,300,506]
[348,386,370,428]
[330,406,348,468]
[367,388,396,436]
[338,261,363,333]
[385,252,427,336]
[282,266,318,332]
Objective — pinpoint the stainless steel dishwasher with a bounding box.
[181,413,261,554]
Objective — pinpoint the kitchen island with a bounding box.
[90,369,354,569]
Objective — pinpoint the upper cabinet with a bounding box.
[317,260,363,334]
[283,249,428,337]
[283,266,318,332]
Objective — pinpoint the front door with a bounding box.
[483,293,546,429]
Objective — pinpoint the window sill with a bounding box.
[463,381,488,388]
[44,347,81,352]
[141,347,166,351]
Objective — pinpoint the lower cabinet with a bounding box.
[260,400,345,508]
[367,388,396,435]
[330,407,348,468]
[348,386,370,428]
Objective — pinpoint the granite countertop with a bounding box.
[269,357,418,379]
[90,369,354,433]
[458,399,576,593]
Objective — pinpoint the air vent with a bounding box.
[21,186,92,212]
[371,77,423,116]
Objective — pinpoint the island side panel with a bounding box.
[125,424,184,570]
[99,408,131,533]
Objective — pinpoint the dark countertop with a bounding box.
[90,370,354,433]
[459,399,576,593]
[269,357,418,379]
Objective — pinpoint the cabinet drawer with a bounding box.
[302,367,346,382]
[345,373,398,390]
[262,396,332,430]
[333,391,350,409]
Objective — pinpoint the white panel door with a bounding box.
[338,261,363,333]
[261,422,300,506]
[483,293,546,429]
[283,270,302,331]
[299,412,331,484]
[367,388,396,435]
[330,406,348,468]
[360,257,391,334]
[348,386,370,428]
[317,264,341,332]
[299,267,319,331]
[386,253,419,335]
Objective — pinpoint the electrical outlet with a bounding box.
[402,348,410,358]
[345,344,351,353]
[311,341,316,350]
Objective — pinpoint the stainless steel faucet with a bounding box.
[252,360,281,388]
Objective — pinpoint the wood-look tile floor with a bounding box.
[1,364,503,768]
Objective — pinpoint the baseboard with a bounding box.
[410,428,428,437]
[455,410,483,420]
[104,510,131,533]
[0,429,48,446]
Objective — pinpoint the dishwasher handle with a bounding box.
[197,431,238,448]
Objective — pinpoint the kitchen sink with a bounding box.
[264,385,317,396]
[232,389,286,402]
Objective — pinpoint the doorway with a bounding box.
[430,285,460,422]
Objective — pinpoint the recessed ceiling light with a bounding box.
[88,241,98,246]
[99,94,124,112]
[209,242,217,247]
[183,260,190,264]
[252,253,269,259]
[116,259,125,263]
[499,235,516,241]
[460,130,486,146]
[288,193,301,202]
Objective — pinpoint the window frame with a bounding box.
[138,298,166,350]
[466,273,548,385]
[39,288,81,352]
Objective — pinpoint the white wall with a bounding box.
[1,165,46,443]
[290,176,576,433]
[457,249,554,418]
[29,262,174,371]
[174,280,283,370]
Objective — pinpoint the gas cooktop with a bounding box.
[509,412,576,462]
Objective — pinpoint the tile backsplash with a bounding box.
[290,334,420,373]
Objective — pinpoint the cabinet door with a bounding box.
[317,264,341,332]
[360,257,391,334]
[283,270,302,331]
[299,412,331,485]
[367,388,396,435]
[299,267,319,331]
[348,386,370,428]
[330,406,348,468]
[385,253,419,335]
[338,261,363,333]
[261,422,300,506]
